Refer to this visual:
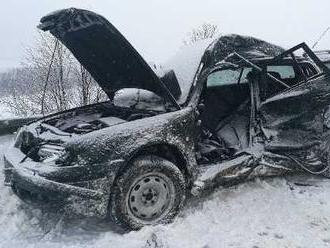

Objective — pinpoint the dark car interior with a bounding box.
[197,60,318,164]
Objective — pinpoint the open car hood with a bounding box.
[38,8,180,108]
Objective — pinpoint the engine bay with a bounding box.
[43,101,162,135]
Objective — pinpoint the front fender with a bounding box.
[66,107,198,175]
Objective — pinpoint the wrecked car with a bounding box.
[3,8,330,230]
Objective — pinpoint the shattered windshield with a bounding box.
[207,68,252,87]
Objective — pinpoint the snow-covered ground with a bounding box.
[1,134,330,248]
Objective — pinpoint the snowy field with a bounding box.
[1,134,330,248]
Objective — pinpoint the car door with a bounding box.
[202,66,255,151]
[257,68,330,152]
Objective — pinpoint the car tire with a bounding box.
[109,155,186,230]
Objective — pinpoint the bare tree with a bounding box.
[73,65,106,106]
[184,23,219,45]
[1,31,106,116]
[0,67,43,116]
[26,32,75,113]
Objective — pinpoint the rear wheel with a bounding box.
[109,155,186,230]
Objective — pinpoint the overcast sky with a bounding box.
[0,0,329,71]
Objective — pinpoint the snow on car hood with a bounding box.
[38,8,180,108]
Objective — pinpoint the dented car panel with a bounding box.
[257,74,330,173]
[192,43,330,194]
[4,106,198,217]
[62,107,199,186]
[4,8,330,224]
[260,75,330,149]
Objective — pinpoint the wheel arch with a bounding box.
[115,142,192,187]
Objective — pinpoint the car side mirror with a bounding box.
[160,70,182,99]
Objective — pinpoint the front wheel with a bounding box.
[109,155,186,230]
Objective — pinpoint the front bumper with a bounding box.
[3,146,123,217]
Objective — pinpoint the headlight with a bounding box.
[38,144,66,163]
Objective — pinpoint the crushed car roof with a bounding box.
[162,34,286,103]
[205,34,285,67]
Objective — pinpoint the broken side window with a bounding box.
[207,67,252,87]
